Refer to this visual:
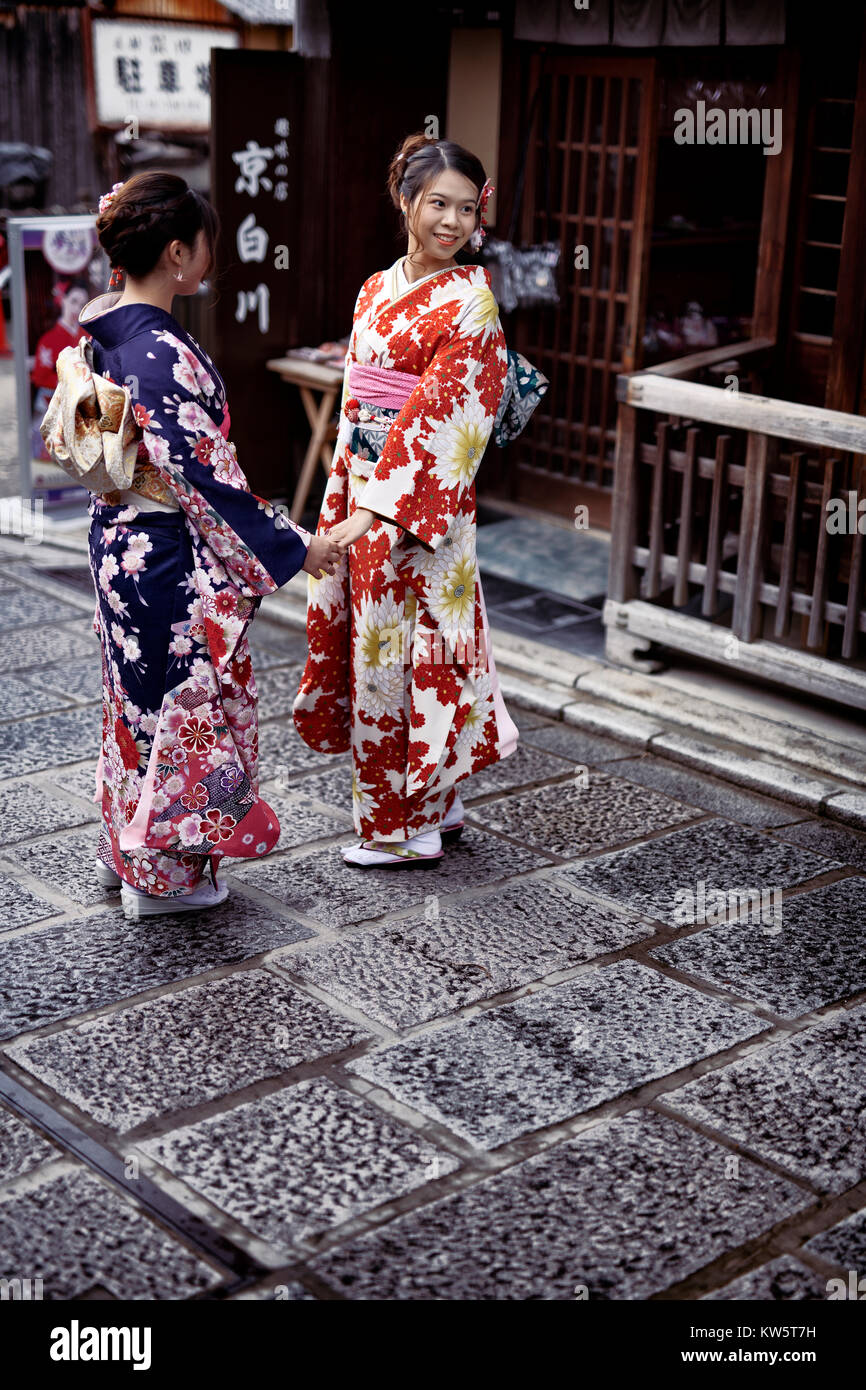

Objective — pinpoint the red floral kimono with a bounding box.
[294,260,519,841]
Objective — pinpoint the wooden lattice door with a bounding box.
[501,54,659,526]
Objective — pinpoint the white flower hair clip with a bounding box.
[98,182,125,215]
[470,178,495,252]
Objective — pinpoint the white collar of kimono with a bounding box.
[389,257,462,306]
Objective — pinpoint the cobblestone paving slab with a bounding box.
[257,718,350,782]
[248,636,308,672]
[650,878,866,1016]
[804,1208,866,1267]
[0,870,61,933]
[0,675,76,721]
[139,1077,459,1253]
[609,755,805,829]
[310,1107,810,1299]
[7,969,374,1131]
[0,900,315,1041]
[0,780,99,845]
[263,790,353,852]
[288,880,656,1030]
[0,624,97,673]
[34,659,102,704]
[460,743,576,799]
[49,763,100,806]
[0,1104,60,1182]
[347,960,766,1149]
[230,832,550,930]
[253,663,305,721]
[249,619,310,663]
[12,826,117,907]
[519,721,634,765]
[271,765,353,814]
[0,1166,222,1299]
[0,589,85,631]
[0,706,101,780]
[560,820,837,924]
[467,772,702,858]
[662,1005,866,1193]
[512,710,547,732]
[770,820,866,873]
[701,1254,834,1300]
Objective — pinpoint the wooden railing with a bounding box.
[605,341,866,709]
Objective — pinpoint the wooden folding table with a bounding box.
[266,355,345,521]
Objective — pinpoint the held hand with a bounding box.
[326,508,376,547]
[302,533,344,578]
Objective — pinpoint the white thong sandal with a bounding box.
[95,858,122,889]
[342,827,443,868]
[120,875,229,920]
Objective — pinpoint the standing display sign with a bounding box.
[211,48,303,499]
[7,215,107,509]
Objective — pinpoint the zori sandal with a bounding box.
[342,828,443,868]
[95,858,122,889]
[120,876,229,920]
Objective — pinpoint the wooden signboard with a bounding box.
[210,47,303,499]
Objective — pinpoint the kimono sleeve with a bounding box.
[360,269,508,550]
[129,329,309,597]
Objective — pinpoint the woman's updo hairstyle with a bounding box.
[95,170,219,281]
[387,133,487,250]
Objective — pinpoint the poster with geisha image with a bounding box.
[7,215,107,508]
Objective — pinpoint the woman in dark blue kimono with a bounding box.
[78,172,342,919]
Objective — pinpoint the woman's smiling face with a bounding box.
[401,167,480,264]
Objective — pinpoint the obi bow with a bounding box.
[39,337,140,494]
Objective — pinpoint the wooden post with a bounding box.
[825,11,866,413]
[702,433,730,618]
[751,48,800,342]
[674,426,699,608]
[733,432,773,642]
[607,400,641,603]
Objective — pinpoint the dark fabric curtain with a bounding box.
[613,0,665,46]
[664,0,721,46]
[726,0,786,44]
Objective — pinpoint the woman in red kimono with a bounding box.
[294,134,545,868]
[52,172,342,917]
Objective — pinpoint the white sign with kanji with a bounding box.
[91,19,239,129]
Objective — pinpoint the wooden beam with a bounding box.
[621,374,866,453]
[638,338,775,380]
[602,599,866,710]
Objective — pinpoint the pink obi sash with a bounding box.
[348,361,420,410]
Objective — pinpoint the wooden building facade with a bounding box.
[4,0,866,702]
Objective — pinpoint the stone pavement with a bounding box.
[1,549,866,1302]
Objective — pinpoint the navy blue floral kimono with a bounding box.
[79,293,309,897]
